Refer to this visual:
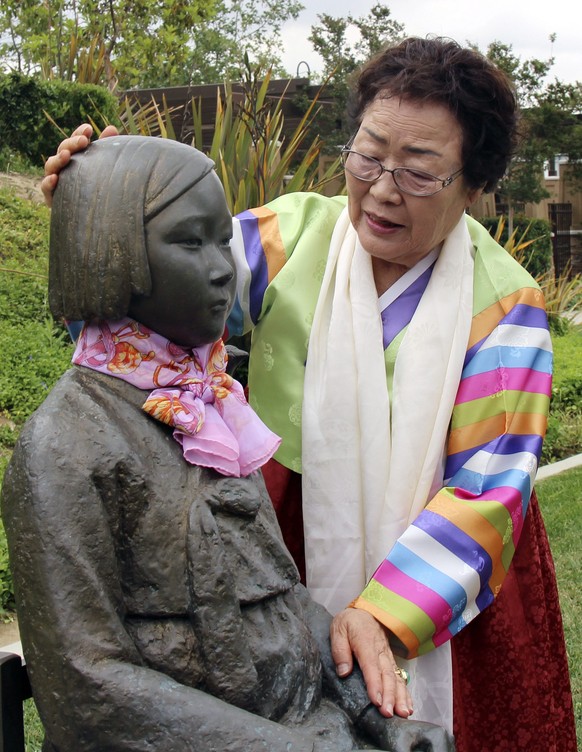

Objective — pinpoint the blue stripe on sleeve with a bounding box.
[501,304,550,329]
[449,467,531,514]
[389,541,468,616]
[461,346,552,378]
[445,434,543,480]
[238,211,269,325]
[413,510,493,591]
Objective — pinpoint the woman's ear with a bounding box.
[466,185,485,209]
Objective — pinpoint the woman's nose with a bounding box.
[369,170,404,204]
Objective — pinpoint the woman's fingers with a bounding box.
[68,123,94,141]
[41,148,77,207]
[100,124,120,139]
[330,608,413,719]
[40,173,59,207]
[41,123,120,206]
[378,654,413,718]
[329,608,356,678]
[41,129,91,206]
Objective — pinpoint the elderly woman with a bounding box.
[42,37,575,751]
[3,135,455,752]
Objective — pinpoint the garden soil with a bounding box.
[0,615,20,647]
[0,172,44,203]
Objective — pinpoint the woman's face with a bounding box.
[347,95,481,275]
[129,171,236,349]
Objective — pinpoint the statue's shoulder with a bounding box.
[11,368,145,474]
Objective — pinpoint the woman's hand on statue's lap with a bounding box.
[330,607,413,719]
[41,123,120,207]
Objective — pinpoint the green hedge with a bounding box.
[0,190,74,421]
[478,215,553,279]
[551,327,582,413]
[0,518,14,616]
[542,326,582,464]
[0,72,119,166]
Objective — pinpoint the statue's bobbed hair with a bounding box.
[49,136,215,321]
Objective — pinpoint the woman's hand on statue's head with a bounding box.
[330,607,413,720]
[41,123,120,207]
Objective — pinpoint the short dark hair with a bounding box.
[49,136,215,321]
[348,36,518,193]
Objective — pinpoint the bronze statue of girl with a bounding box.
[2,136,453,751]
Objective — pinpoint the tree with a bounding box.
[184,0,304,85]
[308,4,405,152]
[0,0,216,87]
[485,40,582,232]
[0,0,303,89]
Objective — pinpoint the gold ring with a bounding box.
[394,667,409,684]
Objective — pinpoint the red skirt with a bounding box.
[261,459,577,752]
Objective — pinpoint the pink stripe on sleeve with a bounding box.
[455,368,551,404]
[453,485,526,544]
[373,560,455,636]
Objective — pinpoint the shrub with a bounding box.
[0,434,15,617]
[0,146,40,174]
[0,319,72,421]
[0,72,119,166]
[479,215,553,278]
[0,518,15,617]
[542,326,582,463]
[0,190,73,421]
[190,62,342,214]
[542,408,582,465]
[551,327,582,413]
[538,269,582,336]
[0,190,51,324]
[482,215,582,334]
[0,424,18,451]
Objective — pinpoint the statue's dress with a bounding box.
[2,367,377,751]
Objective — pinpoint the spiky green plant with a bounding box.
[493,216,582,332]
[189,62,343,213]
[491,215,539,260]
[59,33,114,88]
[536,265,582,333]
[115,94,179,139]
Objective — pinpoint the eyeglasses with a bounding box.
[340,147,464,197]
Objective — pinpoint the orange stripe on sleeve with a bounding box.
[428,494,506,556]
[250,206,287,284]
[352,597,423,657]
[448,411,548,455]
[428,494,511,593]
[468,287,546,349]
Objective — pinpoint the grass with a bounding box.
[536,466,582,747]
[24,701,43,752]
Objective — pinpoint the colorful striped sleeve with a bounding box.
[225,193,347,340]
[226,207,290,338]
[352,285,552,658]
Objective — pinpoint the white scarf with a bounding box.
[301,208,474,729]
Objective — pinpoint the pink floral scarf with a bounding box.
[72,318,281,477]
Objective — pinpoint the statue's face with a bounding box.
[129,171,236,348]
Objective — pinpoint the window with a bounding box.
[544,155,568,180]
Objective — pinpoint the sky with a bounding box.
[280,0,581,85]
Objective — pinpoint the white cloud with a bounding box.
[281,0,581,84]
